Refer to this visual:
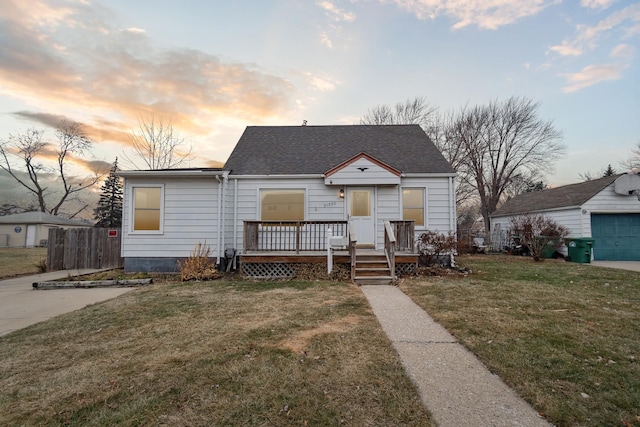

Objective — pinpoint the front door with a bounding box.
[348,187,374,247]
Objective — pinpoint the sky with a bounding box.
[0,0,639,192]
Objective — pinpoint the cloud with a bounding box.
[580,0,616,9]
[315,1,356,49]
[0,1,297,157]
[316,1,356,22]
[561,63,625,92]
[319,31,334,48]
[123,27,145,34]
[549,3,640,57]
[386,0,560,30]
[610,43,635,58]
[304,73,339,91]
[12,111,133,147]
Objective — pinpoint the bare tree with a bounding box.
[621,141,640,172]
[123,115,194,170]
[0,122,101,216]
[579,164,618,182]
[449,97,565,233]
[360,97,476,205]
[360,96,438,129]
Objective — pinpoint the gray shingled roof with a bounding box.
[224,125,455,175]
[0,211,91,226]
[491,174,621,217]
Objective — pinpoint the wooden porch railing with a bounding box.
[384,221,396,279]
[349,226,357,282]
[243,220,348,253]
[390,220,415,252]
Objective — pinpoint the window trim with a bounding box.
[130,184,164,234]
[402,187,426,228]
[258,187,307,222]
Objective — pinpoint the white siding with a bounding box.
[326,158,400,185]
[491,208,584,237]
[231,176,455,251]
[490,184,640,239]
[402,177,455,237]
[122,173,457,257]
[122,177,220,258]
[376,185,401,246]
[583,184,640,213]
[230,177,345,252]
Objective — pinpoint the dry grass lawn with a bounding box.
[0,279,433,426]
[0,247,47,279]
[401,255,640,427]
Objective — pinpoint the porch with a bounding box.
[240,220,418,283]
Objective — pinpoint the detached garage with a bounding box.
[491,174,640,261]
[0,212,92,248]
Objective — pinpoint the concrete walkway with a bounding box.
[0,269,134,337]
[361,285,551,427]
[590,261,640,273]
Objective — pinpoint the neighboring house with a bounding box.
[490,174,640,261]
[0,212,92,248]
[118,124,457,278]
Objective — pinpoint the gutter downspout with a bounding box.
[221,172,229,259]
[449,176,457,266]
[233,177,238,253]
[216,175,223,264]
[449,176,456,234]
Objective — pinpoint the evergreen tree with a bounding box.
[603,164,616,177]
[94,158,123,227]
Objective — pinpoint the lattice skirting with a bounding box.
[242,261,416,279]
[242,262,297,278]
[395,263,416,276]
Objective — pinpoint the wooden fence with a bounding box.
[47,227,123,271]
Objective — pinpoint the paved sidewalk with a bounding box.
[590,261,640,273]
[0,269,134,337]
[361,285,551,427]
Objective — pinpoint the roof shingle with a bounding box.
[491,174,621,217]
[224,125,455,175]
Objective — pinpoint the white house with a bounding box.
[119,124,457,279]
[490,174,640,261]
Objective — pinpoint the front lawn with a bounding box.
[0,279,432,426]
[401,255,640,427]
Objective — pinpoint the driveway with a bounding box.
[590,261,640,273]
[0,269,135,337]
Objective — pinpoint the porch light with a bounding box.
[339,188,345,198]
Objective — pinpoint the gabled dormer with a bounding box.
[323,152,401,185]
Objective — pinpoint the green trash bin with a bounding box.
[567,238,595,263]
[542,240,559,259]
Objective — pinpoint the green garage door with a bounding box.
[591,214,640,261]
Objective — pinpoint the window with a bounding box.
[260,189,305,221]
[132,186,163,232]
[402,188,424,226]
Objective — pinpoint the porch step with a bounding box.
[354,275,395,285]
[353,252,395,285]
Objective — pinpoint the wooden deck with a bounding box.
[240,249,417,263]
[239,249,418,280]
[239,220,417,281]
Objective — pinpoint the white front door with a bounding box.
[348,187,375,247]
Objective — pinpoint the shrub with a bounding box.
[416,230,457,266]
[179,242,220,281]
[508,214,569,262]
